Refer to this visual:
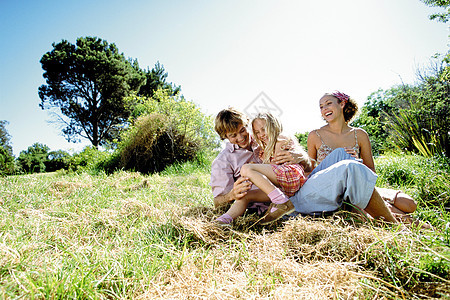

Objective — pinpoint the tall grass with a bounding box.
[0,154,449,298]
[387,108,448,158]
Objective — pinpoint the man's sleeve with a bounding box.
[210,157,235,198]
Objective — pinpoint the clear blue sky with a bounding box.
[0,0,448,156]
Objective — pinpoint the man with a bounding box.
[210,108,397,225]
[210,108,311,224]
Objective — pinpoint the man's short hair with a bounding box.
[214,107,249,140]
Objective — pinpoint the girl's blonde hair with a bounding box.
[252,112,283,163]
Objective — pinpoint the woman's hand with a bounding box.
[344,147,359,158]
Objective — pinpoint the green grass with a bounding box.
[0,154,449,298]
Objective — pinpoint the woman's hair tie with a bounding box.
[332,91,350,104]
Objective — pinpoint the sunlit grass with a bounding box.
[0,155,449,298]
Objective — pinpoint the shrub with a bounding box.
[68,146,112,172]
[117,113,200,174]
[102,88,219,174]
[125,88,219,152]
[295,131,309,151]
[352,89,398,155]
[355,53,450,157]
[0,120,16,175]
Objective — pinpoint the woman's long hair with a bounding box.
[252,112,283,163]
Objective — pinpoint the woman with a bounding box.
[307,91,417,218]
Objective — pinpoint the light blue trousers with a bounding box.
[290,148,377,215]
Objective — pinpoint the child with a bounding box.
[215,112,306,225]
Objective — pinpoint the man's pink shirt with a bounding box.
[210,138,262,198]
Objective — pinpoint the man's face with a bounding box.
[225,123,251,149]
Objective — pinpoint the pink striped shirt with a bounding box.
[210,137,262,197]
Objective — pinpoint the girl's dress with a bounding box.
[261,138,307,197]
[271,163,306,197]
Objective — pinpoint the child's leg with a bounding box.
[215,196,253,224]
[240,164,289,205]
[225,198,252,219]
[214,189,270,225]
[240,164,280,195]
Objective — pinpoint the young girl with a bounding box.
[308,91,417,219]
[222,112,307,225]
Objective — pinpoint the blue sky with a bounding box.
[0,0,448,156]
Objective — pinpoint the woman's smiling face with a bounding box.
[319,95,344,122]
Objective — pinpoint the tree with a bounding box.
[17,143,50,173]
[0,120,13,154]
[355,54,450,157]
[352,89,399,155]
[0,120,15,175]
[138,62,181,98]
[46,150,71,172]
[420,0,450,23]
[39,36,146,147]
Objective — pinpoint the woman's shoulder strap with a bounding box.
[314,129,325,143]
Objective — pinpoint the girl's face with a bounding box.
[319,95,345,122]
[252,118,268,145]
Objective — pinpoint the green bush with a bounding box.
[0,120,15,175]
[125,88,219,152]
[116,113,200,174]
[0,145,15,176]
[352,89,398,155]
[295,131,309,151]
[100,88,219,174]
[355,53,450,157]
[68,146,112,172]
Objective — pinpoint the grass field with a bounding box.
[1,155,449,299]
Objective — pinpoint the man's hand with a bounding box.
[213,176,253,208]
[231,176,253,200]
[271,139,296,164]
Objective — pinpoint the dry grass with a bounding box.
[139,212,407,299]
[0,171,449,299]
